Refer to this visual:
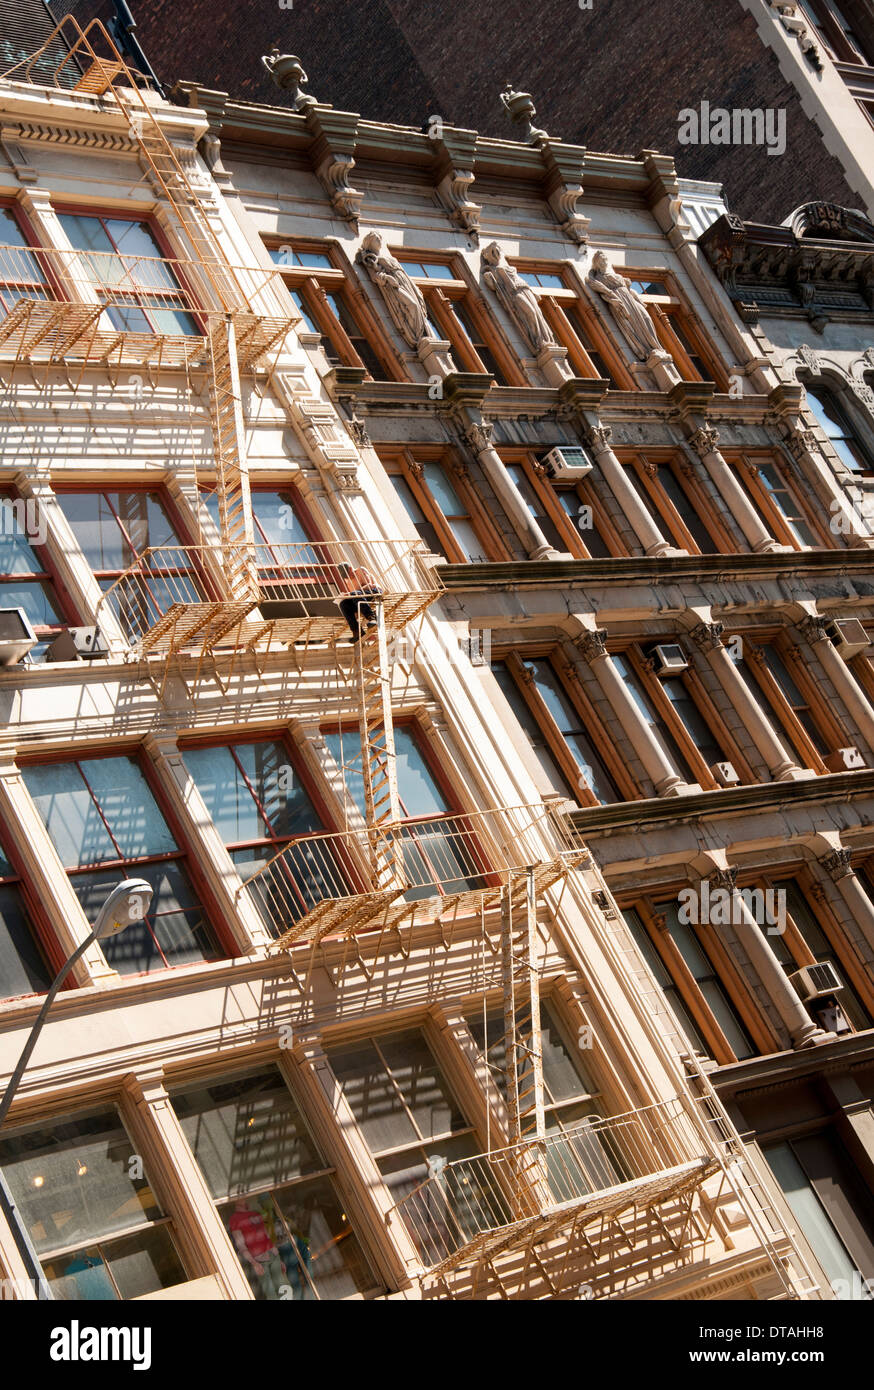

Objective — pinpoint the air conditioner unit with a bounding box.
[648,643,689,676]
[0,608,37,666]
[824,746,866,773]
[711,761,741,787]
[45,626,110,663]
[825,618,870,660]
[541,446,595,481]
[790,960,844,1001]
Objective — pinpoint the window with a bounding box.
[0,205,52,314]
[494,452,620,560]
[735,638,845,771]
[623,903,756,1063]
[172,1067,381,1300]
[0,490,69,661]
[384,454,497,563]
[268,241,393,380]
[502,459,577,554]
[729,454,822,549]
[396,253,518,384]
[622,454,721,554]
[612,651,699,785]
[759,878,873,1031]
[202,486,322,574]
[55,488,202,643]
[327,1029,477,1206]
[622,272,726,388]
[0,837,51,1002]
[323,724,489,898]
[493,655,623,805]
[796,0,871,64]
[57,212,199,335]
[23,754,218,975]
[514,262,628,385]
[765,1133,874,1298]
[805,386,873,473]
[0,1107,187,1300]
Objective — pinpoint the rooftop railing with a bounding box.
[390,1098,715,1274]
[242,803,583,947]
[95,538,444,655]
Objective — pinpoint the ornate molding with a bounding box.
[573,629,608,663]
[819,848,854,882]
[432,125,481,241]
[689,622,724,652]
[766,3,824,69]
[458,420,495,455]
[542,142,590,246]
[707,865,738,892]
[304,106,363,230]
[582,422,613,452]
[689,425,720,458]
[798,615,829,646]
[500,82,548,145]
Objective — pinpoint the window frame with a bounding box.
[618,450,729,554]
[381,446,508,564]
[0,485,79,657]
[510,259,634,388]
[498,449,627,560]
[266,237,402,381]
[727,450,832,549]
[621,268,729,391]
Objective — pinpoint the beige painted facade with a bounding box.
[0,19,871,1303]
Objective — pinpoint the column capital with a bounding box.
[819,848,854,882]
[689,621,725,652]
[581,421,613,453]
[457,419,494,455]
[689,424,720,458]
[798,614,830,646]
[706,864,739,892]
[572,628,608,663]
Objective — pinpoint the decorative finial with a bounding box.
[500,81,548,145]
[261,47,318,111]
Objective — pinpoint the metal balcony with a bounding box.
[242,804,585,948]
[96,539,443,657]
[390,1099,719,1279]
[0,244,289,370]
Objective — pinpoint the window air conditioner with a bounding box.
[648,643,689,676]
[541,446,595,481]
[789,960,844,1001]
[825,618,870,660]
[824,747,865,773]
[45,626,110,663]
[711,761,741,787]
[0,608,37,666]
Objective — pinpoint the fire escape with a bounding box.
[2,20,821,1301]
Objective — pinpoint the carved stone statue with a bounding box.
[358,232,434,349]
[586,250,664,361]
[481,242,554,354]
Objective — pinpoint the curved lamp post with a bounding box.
[0,879,153,1299]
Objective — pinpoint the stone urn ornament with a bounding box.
[261,48,318,111]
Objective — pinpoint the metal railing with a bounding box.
[243,803,580,940]
[390,1098,711,1271]
[0,243,291,356]
[95,538,444,652]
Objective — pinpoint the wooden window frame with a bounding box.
[618,449,731,554]
[726,450,832,549]
[798,0,872,64]
[498,449,628,559]
[621,894,776,1063]
[621,642,735,791]
[380,445,509,564]
[392,249,525,386]
[266,237,403,381]
[498,647,638,805]
[736,631,845,773]
[622,268,730,391]
[510,259,634,388]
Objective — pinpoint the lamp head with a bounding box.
[92,879,153,940]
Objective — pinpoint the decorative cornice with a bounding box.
[431,124,481,242]
[304,106,363,229]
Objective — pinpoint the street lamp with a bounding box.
[0,878,153,1300]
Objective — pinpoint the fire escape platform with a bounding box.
[0,298,207,368]
[423,1157,719,1281]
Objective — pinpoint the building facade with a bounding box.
[0,15,871,1304]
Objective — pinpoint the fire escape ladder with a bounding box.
[354,604,403,892]
[206,316,257,600]
[501,872,549,1216]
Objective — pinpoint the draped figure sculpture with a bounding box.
[586,250,665,361]
[358,232,434,350]
[480,241,554,355]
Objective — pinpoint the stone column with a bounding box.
[570,626,696,796]
[687,621,807,782]
[458,418,562,560]
[819,847,874,958]
[798,614,874,758]
[687,425,788,554]
[123,1072,253,1300]
[702,863,823,1049]
[583,423,682,558]
[144,734,273,954]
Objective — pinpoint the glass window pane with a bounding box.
[541,1003,598,1102]
[491,662,572,797]
[328,1040,419,1151]
[389,476,444,555]
[84,756,178,859]
[661,678,723,764]
[0,1109,163,1255]
[526,659,619,804]
[23,761,118,867]
[0,882,50,999]
[377,1030,466,1139]
[421,463,465,518]
[273,1175,376,1299]
[252,491,312,549]
[765,1141,864,1296]
[184,743,266,844]
[612,653,695,782]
